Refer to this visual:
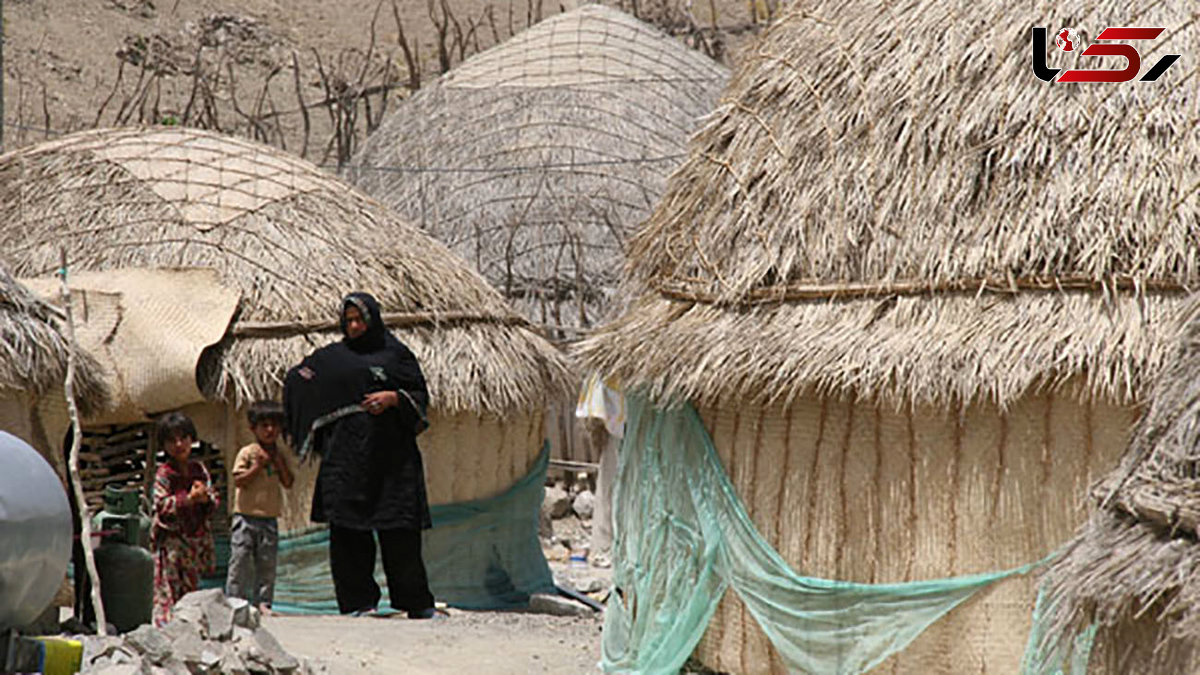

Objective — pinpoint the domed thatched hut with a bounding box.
[1033,297,1200,673]
[351,2,727,465]
[350,3,728,332]
[577,1,1198,672]
[0,126,572,608]
[0,266,106,468]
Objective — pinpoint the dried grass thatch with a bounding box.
[0,266,107,413]
[577,0,1200,410]
[349,4,728,331]
[1035,294,1200,671]
[0,126,572,415]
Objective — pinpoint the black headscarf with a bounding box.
[283,293,432,530]
[283,292,429,460]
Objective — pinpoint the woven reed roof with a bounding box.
[349,4,728,331]
[0,126,572,414]
[1033,295,1200,670]
[0,267,107,413]
[577,0,1200,409]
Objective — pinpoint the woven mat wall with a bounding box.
[22,268,239,424]
[692,388,1135,674]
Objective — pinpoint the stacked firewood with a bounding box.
[78,425,228,536]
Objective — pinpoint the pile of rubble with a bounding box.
[534,480,612,618]
[540,483,598,556]
[78,590,321,674]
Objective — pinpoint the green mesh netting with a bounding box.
[1019,588,1095,675]
[603,395,1050,674]
[271,444,554,613]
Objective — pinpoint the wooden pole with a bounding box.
[58,249,107,636]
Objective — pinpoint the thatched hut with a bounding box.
[350,3,728,332]
[576,1,1199,672]
[0,126,572,607]
[351,3,727,464]
[1032,296,1200,673]
[0,265,106,469]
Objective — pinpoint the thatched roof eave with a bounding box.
[0,127,570,416]
[205,322,574,416]
[577,287,1180,410]
[0,272,108,414]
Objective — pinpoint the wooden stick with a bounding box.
[59,249,108,636]
[549,459,600,473]
[655,275,1192,306]
[230,310,529,337]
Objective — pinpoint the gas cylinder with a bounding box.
[90,485,153,548]
[93,541,154,631]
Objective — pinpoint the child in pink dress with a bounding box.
[150,411,219,626]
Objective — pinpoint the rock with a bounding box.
[161,619,206,663]
[231,600,261,630]
[198,643,225,670]
[574,576,604,594]
[82,636,128,665]
[231,622,253,641]
[158,657,192,675]
[543,486,571,519]
[528,593,594,618]
[554,571,604,594]
[234,638,264,667]
[538,500,553,539]
[203,599,235,641]
[252,627,300,671]
[124,624,172,664]
[572,490,595,519]
[174,588,226,611]
[228,596,252,628]
[91,664,143,675]
[218,649,252,675]
[174,588,233,640]
[171,603,205,630]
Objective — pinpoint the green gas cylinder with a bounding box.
[90,486,152,548]
[93,541,154,632]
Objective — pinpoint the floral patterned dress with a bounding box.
[151,458,219,625]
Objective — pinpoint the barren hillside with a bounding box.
[3,0,770,163]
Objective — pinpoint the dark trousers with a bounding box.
[328,525,434,614]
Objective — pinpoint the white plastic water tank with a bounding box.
[0,431,71,628]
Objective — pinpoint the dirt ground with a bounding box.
[264,610,603,674]
[264,552,610,674]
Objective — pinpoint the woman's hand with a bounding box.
[189,480,210,504]
[363,390,399,415]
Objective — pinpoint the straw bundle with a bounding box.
[0,127,572,415]
[0,266,106,414]
[1036,296,1200,673]
[351,4,728,331]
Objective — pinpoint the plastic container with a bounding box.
[0,431,72,629]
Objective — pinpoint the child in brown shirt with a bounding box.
[225,400,294,613]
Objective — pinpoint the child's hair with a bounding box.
[156,411,197,446]
[247,400,285,426]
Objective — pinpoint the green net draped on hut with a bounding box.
[604,395,1061,674]
[271,446,554,612]
[1020,589,1096,675]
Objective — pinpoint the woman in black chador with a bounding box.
[284,292,437,618]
